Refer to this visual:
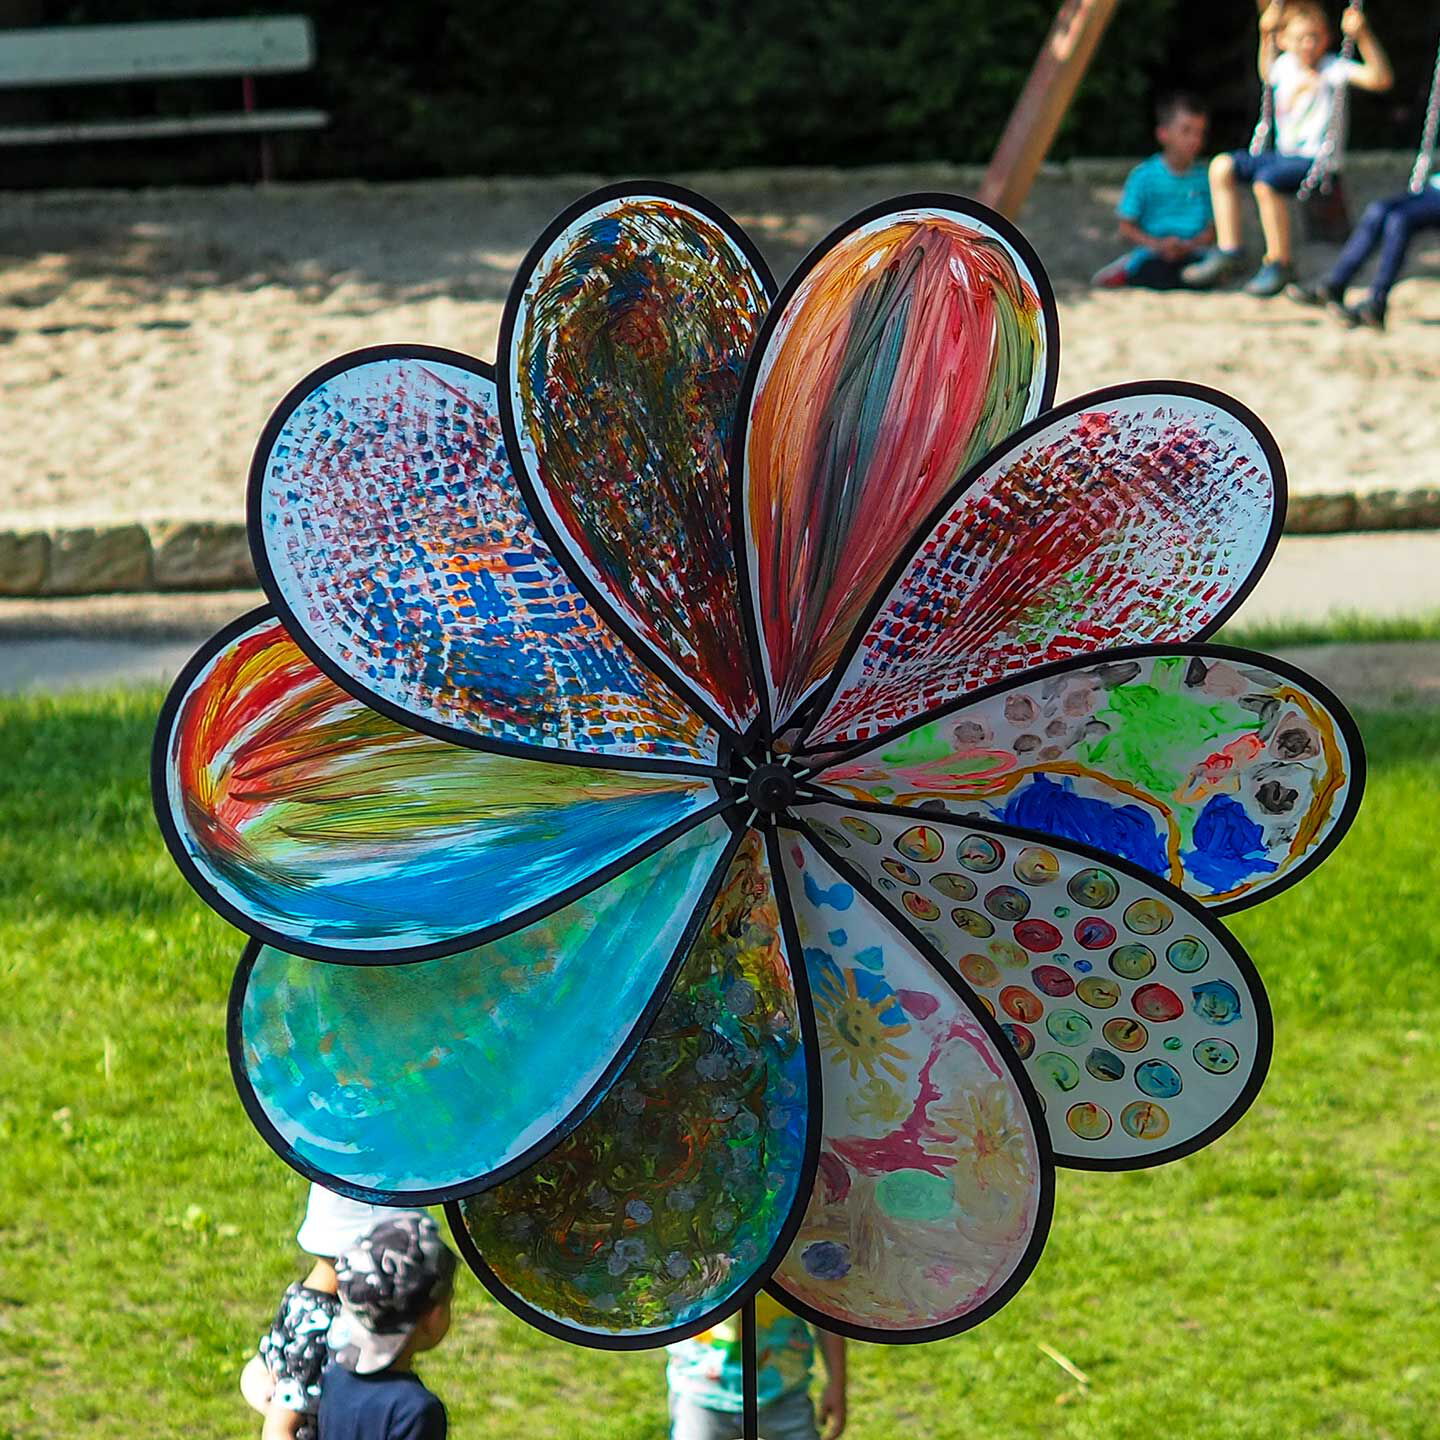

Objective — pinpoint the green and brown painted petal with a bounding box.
[448,829,814,1347]
[810,648,1363,911]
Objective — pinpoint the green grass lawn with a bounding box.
[1,691,1437,1439]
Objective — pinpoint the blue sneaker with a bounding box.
[1243,259,1294,298]
[1181,248,1244,288]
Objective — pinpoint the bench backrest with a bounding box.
[0,16,316,90]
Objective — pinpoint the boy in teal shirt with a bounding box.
[1093,93,1215,290]
[666,1297,847,1440]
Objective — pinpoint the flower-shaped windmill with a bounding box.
[154,184,1363,1420]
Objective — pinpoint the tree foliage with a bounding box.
[8,0,1438,186]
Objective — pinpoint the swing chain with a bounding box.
[1409,31,1440,194]
[1295,0,1364,204]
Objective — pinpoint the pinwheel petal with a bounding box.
[250,348,717,765]
[813,647,1363,910]
[448,829,815,1347]
[738,197,1057,729]
[500,185,771,731]
[770,829,1051,1339]
[806,384,1284,747]
[230,814,735,1201]
[154,611,723,961]
[800,801,1272,1169]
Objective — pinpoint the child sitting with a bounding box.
[1287,171,1440,328]
[1185,2,1393,297]
[320,1213,458,1440]
[665,1295,847,1440]
[240,1184,425,1440]
[1093,92,1215,290]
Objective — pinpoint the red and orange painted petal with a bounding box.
[154,611,723,961]
[738,197,1057,730]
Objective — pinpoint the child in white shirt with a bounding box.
[1184,2,1392,296]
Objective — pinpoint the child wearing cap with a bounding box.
[320,1213,458,1440]
[240,1185,426,1440]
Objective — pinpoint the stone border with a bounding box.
[0,496,1436,595]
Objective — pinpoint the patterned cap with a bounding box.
[328,1214,457,1374]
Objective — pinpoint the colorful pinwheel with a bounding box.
[154,186,1363,1373]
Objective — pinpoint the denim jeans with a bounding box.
[668,1387,820,1440]
[1328,188,1440,304]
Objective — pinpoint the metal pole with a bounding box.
[977,0,1122,218]
[741,1297,758,1440]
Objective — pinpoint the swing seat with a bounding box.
[1298,174,1352,245]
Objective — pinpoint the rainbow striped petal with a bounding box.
[739,199,1056,729]
[452,829,813,1345]
[250,349,717,765]
[232,814,735,1200]
[155,612,722,960]
[813,648,1362,911]
[805,386,1284,748]
[501,185,771,732]
[771,828,1051,1339]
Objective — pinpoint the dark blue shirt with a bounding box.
[318,1364,446,1440]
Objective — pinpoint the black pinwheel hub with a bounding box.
[744,760,799,816]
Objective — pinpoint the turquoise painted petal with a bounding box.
[233,815,735,1200]
[158,612,722,960]
[453,830,812,1344]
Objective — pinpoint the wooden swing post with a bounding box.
[978,0,1122,218]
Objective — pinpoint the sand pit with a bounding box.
[2,161,1438,530]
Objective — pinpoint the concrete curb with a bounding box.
[0,497,1437,596]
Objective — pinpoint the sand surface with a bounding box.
[2,164,1438,528]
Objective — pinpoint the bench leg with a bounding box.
[241,75,275,183]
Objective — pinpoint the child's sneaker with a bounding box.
[1181,248,1244,288]
[1242,260,1293,298]
[1285,279,1342,308]
[1090,257,1132,288]
[1343,297,1387,330]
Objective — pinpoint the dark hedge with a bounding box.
[1,0,1435,187]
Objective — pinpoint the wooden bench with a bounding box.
[0,16,328,179]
